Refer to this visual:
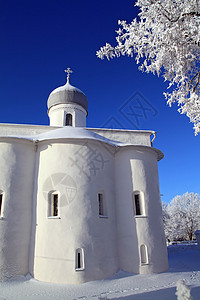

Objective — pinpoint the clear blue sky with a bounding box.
[0,0,199,203]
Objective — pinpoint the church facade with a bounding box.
[0,72,168,284]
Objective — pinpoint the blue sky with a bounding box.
[0,0,199,203]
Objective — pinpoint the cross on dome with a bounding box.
[64,67,73,83]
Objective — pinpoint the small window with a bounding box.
[98,193,107,217]
[48,191,59,217]
[0,193,3,217]
[140,244,148,264]
[75,248,84,270]
[135,194,141,215]
[98,193,103,215]
[66,113,72,126]
[133,191,144,216]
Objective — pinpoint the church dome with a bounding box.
[47,80,88,112]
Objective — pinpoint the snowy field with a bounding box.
[0,244,200,300]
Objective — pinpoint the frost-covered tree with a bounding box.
[162,202,171,240]
[97,0,200,134]
[163,192,200,241]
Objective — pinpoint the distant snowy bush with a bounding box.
[176,279,193,300]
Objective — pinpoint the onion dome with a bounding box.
[47,69,88,113]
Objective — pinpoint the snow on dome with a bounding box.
[47,81,88,112]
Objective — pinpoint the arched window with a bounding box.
[75,248,84,270]
[66,113,72,126]
[133,191,144,216]
[140,244,148,264]
[48,191,59,217]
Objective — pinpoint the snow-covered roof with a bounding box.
[0,126,164,161]
[35,126,120,144]
[0,127,122,145]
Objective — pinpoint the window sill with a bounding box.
[75,268,85,271]
[134,215,148,219]
[141,263,149,266]
[99,215,108,219]
[48,216,61,219]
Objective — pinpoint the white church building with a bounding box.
[0,70,168,284]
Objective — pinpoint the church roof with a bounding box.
[35,126,117,144]
[0,126,164,161]
[47,81,88,112]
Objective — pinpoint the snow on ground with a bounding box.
[0,244,200,300]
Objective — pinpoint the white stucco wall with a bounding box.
[115,147,168,274]
[90,128,154,146]
[33,139,118,284]
[0,140,35,280]
[0,123,167,284]
[48,104,87,127]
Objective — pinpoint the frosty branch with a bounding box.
[97,0,200,134]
